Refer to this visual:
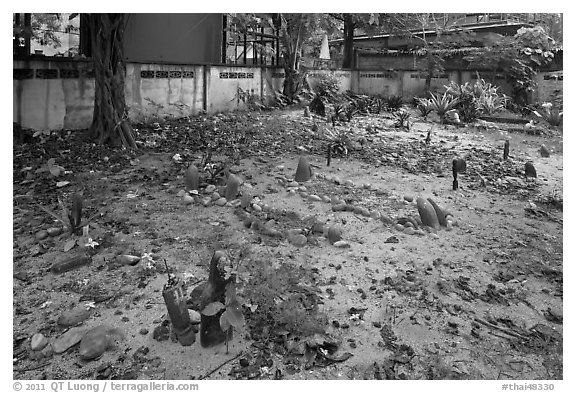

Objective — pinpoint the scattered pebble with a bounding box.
[288,233,308,247]
[403,227,415,235]
[404,195,414,202]
[182,195,195,205]
[58,307,92,327]
[308,194,322,202]
[35,230,49,241]
[205,185,216,193]
[31,333,48,351]
[327,225,343,244]
[332,203,347,212]
[53,327,87,354]
[215,198,227,206]
[333,240,350,248]
[177,190,186,197]
[79,325,123,361]
[430,233,440,239]
[252,204,262,212]
[47,227,62,237]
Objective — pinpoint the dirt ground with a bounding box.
[12,107,563,380]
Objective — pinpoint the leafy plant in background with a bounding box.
[344,104,358,122]
[393,110,411,130]
[385,95,404,112]
[234,87,264,111]
[352,97,371,114]
[478,94,507,115]
[457,95,481,122]
[416,98,435,119]
[309,93,326,117]
[333,103,345,119]
[313,73,340,100]
[39,193,102,235]
[429,91,460,117]
[534,102,563,127]
[463,26,558,105]
[325,127,353,156]
[371,96,385,114]
[200,150,227,184]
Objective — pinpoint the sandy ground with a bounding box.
[13,109,562,380]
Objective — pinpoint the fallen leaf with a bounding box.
[201,301,225,316]
[64,239,77,252]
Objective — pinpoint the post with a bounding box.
[221,15,227,64]
[203,65,208,113]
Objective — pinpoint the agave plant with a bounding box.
[39,193,102,235]
[534,103,563,127]
[429,92,460,117]
[325,127,353,156]
[344,105,358,122]
[478,94,507,115]
[353,97,371,114]
[393,110,412,130]
[385,95,404,112]
[416,98,435,119]
[332,103,345,122]
[371,97,385,114]
[309,93,326,117]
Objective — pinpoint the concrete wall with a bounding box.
[125,63,204,121]
[13,59,560,132]
[357,71,402,96]
[205,66,263,113]
[13,59,282,131]
[13,59,95,130]
[533,72,563,104]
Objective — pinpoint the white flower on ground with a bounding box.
[85,238,99,248]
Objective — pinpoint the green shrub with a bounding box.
[534,103,563,127]
[386,95,404,111]
[416,98,435,119]
[429,91,460,117]
[313,73,340,99]
[393,110,411,129]
[325,127,353,156]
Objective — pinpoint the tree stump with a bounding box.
[200,251,233,347]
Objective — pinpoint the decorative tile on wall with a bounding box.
[219,71,254,79]
[60,69,80,79]
[35,69,58,79]
[13,69,34,80]
[140,69,194,79]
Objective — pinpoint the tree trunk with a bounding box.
[425,51,434,94]
[282,66,301,101]
[342,14,355,69]
[88,14,136,149]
